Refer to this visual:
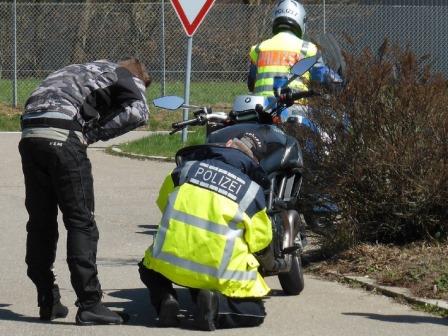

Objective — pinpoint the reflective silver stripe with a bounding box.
[300,41,309,58]
[221,269,257,281]
[255,43,260,54]
[170,208,235,236]
[153,179,261,282]
[157,251,257,281]
[227,210,244,231]
[179,160,197,185]
[225,182,259,233]
[217,209,244,276]
[218,181,261,277]
[254,85,274,95]
[22,112,73,120]
[152,189,179,257]
[256,72,289,80]
[218,228,239,277]
[239,181,260,213]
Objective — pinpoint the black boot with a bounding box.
[194,290,218,331]
[158,293,180,327]
[38,285,69,321]
[75,302,124,325]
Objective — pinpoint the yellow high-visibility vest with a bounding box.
[250,31,318,97]
[143,160,272,298]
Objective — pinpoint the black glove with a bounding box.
[278,87,296,107]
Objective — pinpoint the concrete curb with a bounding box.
[108,146,175,162]
[330,272,448,313]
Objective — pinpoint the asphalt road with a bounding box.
[1,132,447,336]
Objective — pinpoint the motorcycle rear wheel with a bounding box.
[278,255,304,295]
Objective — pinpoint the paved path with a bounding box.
[0,132,447,336]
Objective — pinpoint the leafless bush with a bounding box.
[288,41,448,248]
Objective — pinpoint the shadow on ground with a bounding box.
[0,303,73,325]
[107,287,198,329]
[343,312,448,325]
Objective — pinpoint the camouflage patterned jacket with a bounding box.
[22,60,149,144]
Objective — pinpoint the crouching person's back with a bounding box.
[139,138,272,330]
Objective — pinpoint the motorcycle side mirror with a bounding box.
[290,55,318,77]
[284,55,319,88]
[153,96,184,110]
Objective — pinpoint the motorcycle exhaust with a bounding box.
[287,209,303,239]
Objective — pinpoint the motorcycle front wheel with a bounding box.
[278,255,304,295]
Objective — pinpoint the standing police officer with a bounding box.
[18,58,151,325]
[248,0,318,99]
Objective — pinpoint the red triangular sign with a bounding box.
[170,0,215,37]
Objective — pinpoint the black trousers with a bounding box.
[19,136,102,308]
[138,262,266,329]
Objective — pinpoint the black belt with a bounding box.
[21,117,83,132]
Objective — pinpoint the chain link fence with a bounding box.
[1,2,447,116]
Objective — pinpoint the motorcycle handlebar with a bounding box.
[171,118,201,130]
[171,110,228,134]
[277,89,318,105]
[291,90,318,100]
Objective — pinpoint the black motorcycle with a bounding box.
[153,55,318,295]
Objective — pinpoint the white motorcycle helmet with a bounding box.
[272,0,307,38]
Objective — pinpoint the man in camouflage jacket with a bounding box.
[18,58,150,325]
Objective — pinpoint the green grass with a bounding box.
[147,109,184,131]
[0,79,245,131]
[412,302,448,318]
[436,273,448,293]
[0,114,21,131]
[117,129,207,158]
[0,79,246,109]
[0,79,40,107]
[148,81,246,107]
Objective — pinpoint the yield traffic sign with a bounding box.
[170,0,215,36]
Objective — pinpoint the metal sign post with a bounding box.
[323,0,326,34]
[161,0,166,96]
[13,0,18,108]
[170,0,215,142]
[182,36,193,143]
